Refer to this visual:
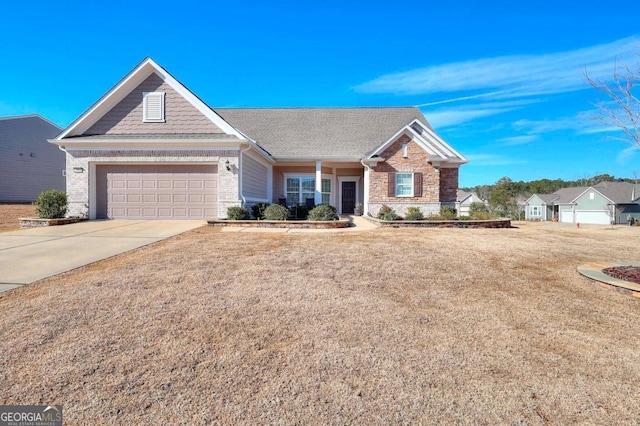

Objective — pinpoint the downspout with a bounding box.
[239,144,252,208]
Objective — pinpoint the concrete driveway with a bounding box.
[0,220,205,293]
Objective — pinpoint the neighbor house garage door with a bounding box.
[575,210,610,225]
[96,165,217,219]
[559,209,573,223]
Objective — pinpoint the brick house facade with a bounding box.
[51,58,467,220]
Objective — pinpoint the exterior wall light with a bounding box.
[225,160,231,171]
[73,167,84,173]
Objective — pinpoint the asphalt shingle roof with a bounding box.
[593,181,640,204]
[213,107,430,158]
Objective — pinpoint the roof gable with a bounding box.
[56,58,243,140]
[368,119,467,165]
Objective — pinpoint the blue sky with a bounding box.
[1,1,639,187]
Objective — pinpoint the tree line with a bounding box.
[461,174,639,219]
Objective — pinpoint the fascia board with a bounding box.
[409,118,468,163]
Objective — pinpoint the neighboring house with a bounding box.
[456,190,485,216]
[525,182,640,224]
[50,58,467,220]
[0,115,64,202]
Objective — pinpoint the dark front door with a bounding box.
[341,181,356,214]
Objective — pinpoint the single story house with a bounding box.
[525,182,640,224]
[456,190,485,216]
[50,58,467,220]
[0,114,64,202]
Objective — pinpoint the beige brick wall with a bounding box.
[85,73,225,135]
[65,149,240,219]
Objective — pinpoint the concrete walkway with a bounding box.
[0,220,205,293]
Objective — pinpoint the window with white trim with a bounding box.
[395,173,413,197]
[143,92,165,122]
[285,177,331,206]
[530,206,541,217]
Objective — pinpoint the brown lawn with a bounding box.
[0,204,35,232]
[1,222,639,424]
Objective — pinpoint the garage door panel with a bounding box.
[575,211,610,225]
[98,165,218,220]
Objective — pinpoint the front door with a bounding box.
[341,181,356,214]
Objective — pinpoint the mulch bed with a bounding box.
[602,266,640,284]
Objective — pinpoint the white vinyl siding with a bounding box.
[143,92,165,122]
[242,154,268,200]
[395,173,413,197]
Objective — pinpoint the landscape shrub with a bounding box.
[377,204,401,221]
[439,205,457,220]
[251,202,270,220]
[290,204,309,220]
[404,206,424,221]
[308,204,337,221]
[264,203,291,220]
[458,215,472,221]
[470,211,494,220]
[34,190,67,219]
[469,202,489,216]
[226,206,250,220]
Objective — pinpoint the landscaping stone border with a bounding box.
[19,217,87,228]
[364,216,512,228]
[577,262,640,298]
[208,218,351,229]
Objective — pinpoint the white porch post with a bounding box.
[363,164,370,215]
[315,161,322,205]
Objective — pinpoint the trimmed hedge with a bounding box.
[227,206,251,220]
[264,204,290,221]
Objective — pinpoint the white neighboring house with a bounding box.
[526,182,640,224]
[456,190,486,216]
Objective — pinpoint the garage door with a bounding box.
[96,165,217,219]
[559,209,573,223]
[575,210,610,225]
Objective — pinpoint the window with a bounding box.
[395,173,413,197]
[589,192,595,200]
[285,177,332,206]
[143,92,165,122]
[530,206,541,217]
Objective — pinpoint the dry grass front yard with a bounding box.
[0,203,35,232]
[1,222,639,424]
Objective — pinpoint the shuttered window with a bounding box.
[143,92,165,122]
[388,172,423,197]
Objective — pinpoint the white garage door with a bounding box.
[96,165,217,219]
[559,209,573,223]
[575,210,610,225]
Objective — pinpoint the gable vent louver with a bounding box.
[143,92,165,122]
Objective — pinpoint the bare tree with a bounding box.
[585,57,640,149]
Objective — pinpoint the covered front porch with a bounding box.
[271,160,365,214]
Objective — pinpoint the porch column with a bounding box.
[363,164,370,215]
[315,161,322,205]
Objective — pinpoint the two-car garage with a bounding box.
[95,165,217,220]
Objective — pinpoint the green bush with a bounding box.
[251,202,270,220]
[308,204,338,221]
[458,215,472,221]
[404,206,424,221]
[227,206,250,220]
[290,204,309,220]
[377,204,401,221]
[34,190,67,219]
[469,202,489,216]
[439,205,457,220]
[264,203,291,221]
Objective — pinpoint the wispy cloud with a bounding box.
[496,135,539,146]
[354,37,638,100]
[616,146,639,164]
[465,154,526,167]
[424,99,539,128]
